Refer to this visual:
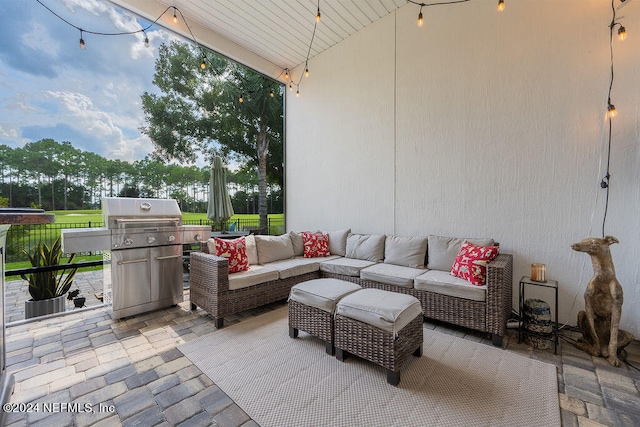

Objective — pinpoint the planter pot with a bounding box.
[25,295,66,319]
[73,297,86,308]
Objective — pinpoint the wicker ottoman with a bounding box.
[334,288,423,386]
[288,278,362,355]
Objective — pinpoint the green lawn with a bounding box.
[50,210,284,224]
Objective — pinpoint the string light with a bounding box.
[617,25,626,40]
[409,1,471,28]
[269,89,274,97]
[296,89,300,97]
[600,0,629,236]
[289,82,293,91]
[498,0,505,12]
[37,1,206,56]
[305,67,309,77]
[201,57,206,69]
[239,93,244,103]
[316,5,321,22]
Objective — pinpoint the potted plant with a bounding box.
[21,237,79,319]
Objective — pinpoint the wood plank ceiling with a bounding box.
[156,0,408,70]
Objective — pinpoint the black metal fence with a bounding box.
[4,217,285,263]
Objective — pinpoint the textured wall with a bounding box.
[286,0,640,335]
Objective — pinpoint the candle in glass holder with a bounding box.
[531,263,546,282]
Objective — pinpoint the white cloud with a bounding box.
[0,125,19,138]
[21,22,60,57]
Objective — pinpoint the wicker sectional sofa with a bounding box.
[189,229,513,345]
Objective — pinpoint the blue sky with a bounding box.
[0,0,176,162]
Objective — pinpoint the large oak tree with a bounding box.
[140,41,284,230]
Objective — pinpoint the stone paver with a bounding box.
[4,270,640,426]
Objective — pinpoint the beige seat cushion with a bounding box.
[335,289,423,334]
[360,263,426,288]
[414,270,486,302]
[289,279,362,313]
[319,257,376,277]
[266,256,338,279]
[228,265,279,290]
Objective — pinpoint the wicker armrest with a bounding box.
[189,251,230,323]
[485,253,514,338]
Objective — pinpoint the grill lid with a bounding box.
[102,197,182,229]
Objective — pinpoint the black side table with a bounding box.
[518,276,559,354]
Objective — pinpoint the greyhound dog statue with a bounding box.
[571,236,634,367]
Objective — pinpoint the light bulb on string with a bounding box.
[144,32,149,48]
[239,93,244,103]
[618,25,626,41]
[316,7,321,23]
[296,89,300,97]
[498,0,505,12]
[79,30,85,49]
[289,82,293,91]
[305,68,309,77]
[607,103,617,119]
[173,8,178,24]
[284,69,289,80]
[269,89,274,97]
[417,7,423,27]
[201,57,206,69]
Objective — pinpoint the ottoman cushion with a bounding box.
[335,288,423,334]
[289,279,362,313]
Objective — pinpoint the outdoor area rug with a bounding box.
[179,307,560,427]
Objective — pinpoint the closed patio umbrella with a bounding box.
[207,156,234,229]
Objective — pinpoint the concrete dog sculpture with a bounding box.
[571,236,634,366]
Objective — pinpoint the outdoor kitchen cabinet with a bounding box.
[109,244,183,319]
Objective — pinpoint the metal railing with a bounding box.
[4,218,285,263]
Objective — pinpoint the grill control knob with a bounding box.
[124,238,134,246]
[167,235,176,242]
[194,234,202,241]
[147,236,156,244]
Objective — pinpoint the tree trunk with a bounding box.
[63,175,68,210]
[50,178,55,210]
[257,127,269,232]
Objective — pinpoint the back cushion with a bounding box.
[427,235,495,271]
[289,231,304,256]
[345,234,385,262]
[384,235,428,269]
[324,229,351,256]
[245,234,259,265]
[254,234,295,264]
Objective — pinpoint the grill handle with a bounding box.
[155,254,182,261]
[117,258,148,265]
[115,218,181,226]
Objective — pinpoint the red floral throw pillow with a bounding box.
[450,241,499,286]
[214,237,249,274]
[302,232,331,258]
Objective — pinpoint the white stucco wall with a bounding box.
[286,0,640,335]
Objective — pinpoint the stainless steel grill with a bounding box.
[62,197,209,318]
